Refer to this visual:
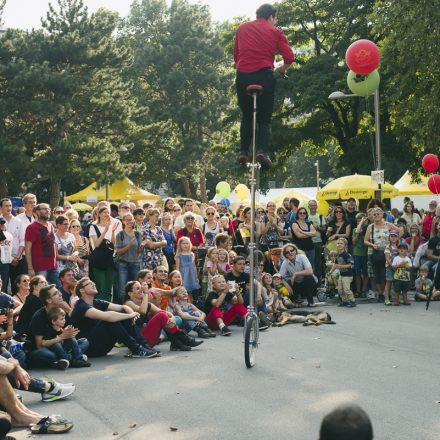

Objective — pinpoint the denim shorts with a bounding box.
[386,266,394,282]
[354,255,368,276]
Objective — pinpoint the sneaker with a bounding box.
[384,300,392,306]
[126,347,159,358]
[256,151,272,168]
[114,341,126,348]
[259,323,269,331]
[41,381,76,403]
[346,301,356,308]
[81,354,88,362]
[367,290,376,302]
[70,359,91,368]
[221,326,232,336]
[238,151,249,165]
[338,302,347,307]
[52,359,69,370]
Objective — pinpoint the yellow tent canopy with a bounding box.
[65,178,161,202]
[317,174,399,200]
[394,170,430,196]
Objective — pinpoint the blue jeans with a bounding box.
[36,268,61,288]
[29,338,89,366]
[116,260,140,302]
[49,338,89,361]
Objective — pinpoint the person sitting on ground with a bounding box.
[151,266,172,309]
[279,244,316,307]
[41,307,90,368]
[0,356,74,435]
[173,287,215,338]
[204,274,248,336]
[28,285,78,369]
[414,265,437,301]
[318,403,373,440]
[14,275,46,336]
[12,274,31,315]
[71,277,159,358]
[123,281,203,351]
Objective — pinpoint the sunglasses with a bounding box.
[54,211,64,214]
[285,249,296,255]
[70,224,80,228]
[206,212,215,216]
[298,211,307,215]
[186,217,195,220]
[335,210,344,214]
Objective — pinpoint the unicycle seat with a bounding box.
[246,84,264,95]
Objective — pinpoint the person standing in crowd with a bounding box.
[234,3,294,167]
[203,207,221,247]
[24,203,60,288]
[352,213,369,296]
[392,243,412,306]
[54,215,79,276]
[16,193,37,226]
[285,198,300,229]
[259,202,283,251]
[401,201,422,226]
[162,198,175,214]
[326,207,352,250]
[423,200,437,239]
[175,237,201,296]
[176,212,205,250]
[160,212,176,271]
[0,217,13,289]
[115,213,142,301]
[332,238,356,307]
[290,207,316,268]
[308,200,326,282]
[133,208,146,232]
[69,218,90,277]
[174,199,205,231]
[88,206,118,301]
[345,197,358,236]
[141,208,168,270]
[1,198,26,294]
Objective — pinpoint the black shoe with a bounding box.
[238,151,249,165]
[256,151,272,168]
[177,331,204,347]
[127,347,159,358]
[53,359,69,370]
[70,359,91,368]
[206,329,217,338]
[196,329,210,338]
[378,294,385,303]
[221,326,232,336]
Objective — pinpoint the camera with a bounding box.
[0,308,11,316]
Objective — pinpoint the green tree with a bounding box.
[123,0,232,200]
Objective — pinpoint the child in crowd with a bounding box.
[325,251,340,296]
[173,287,216,338]
[384,230,400,306]
[392,243,412,306]
[205,248,222,292]
[272,273,293,309]
[261,273,280,318]
[219,216,231,235]
[414,266,438,301]
[217,248,231,273]
[332,238,356,307]
[352,213,368,297]
[42,307,90,369]
[175,237,201,295]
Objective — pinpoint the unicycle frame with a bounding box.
[244,88,261,368]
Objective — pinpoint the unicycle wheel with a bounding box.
[244,315,258,368]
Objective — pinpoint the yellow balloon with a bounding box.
[317,199,330,216]
[235,184,250,201]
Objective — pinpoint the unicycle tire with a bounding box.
[244,315,258,368]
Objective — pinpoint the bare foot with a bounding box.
[11,410,43,428]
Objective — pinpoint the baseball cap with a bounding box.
[389,230,399,236]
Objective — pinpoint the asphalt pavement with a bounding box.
[11,299,440,440]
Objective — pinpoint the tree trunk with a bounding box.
[181,176,192,198]
[0,174,8,199]
[49,178,61,208]
[199,171,207,204]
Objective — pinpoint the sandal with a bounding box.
[30,415,73,434]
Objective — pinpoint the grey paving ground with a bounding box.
[11,300,440,440]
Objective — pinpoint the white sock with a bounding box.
[219,322,225,330]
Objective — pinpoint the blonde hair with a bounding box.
[217,248,229,263]
[176,236,192,254]
[65,208,79,221]
[336,237,348,248]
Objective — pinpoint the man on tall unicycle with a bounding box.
[234,3,294,168]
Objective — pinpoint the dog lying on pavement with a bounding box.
[272,310,336,327]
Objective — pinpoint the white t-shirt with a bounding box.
[89,221,122,250]
[0,230,14,264]
[5,216,25,257]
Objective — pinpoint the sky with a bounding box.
[2,0,276,29]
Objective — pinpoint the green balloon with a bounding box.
[216,181,231,199]
[347,69,380,97]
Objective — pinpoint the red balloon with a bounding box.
[345,39,381,75]
[422,153,439,173]
[428,175,440,195]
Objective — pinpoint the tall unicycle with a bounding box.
[243,83,263,368]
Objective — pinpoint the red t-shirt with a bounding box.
[25,221,57,272]
[234,18,295,73]
[176,227,204,248]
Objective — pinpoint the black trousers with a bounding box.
[86,319,145,357]
[236,68,276,153]
[289,275,317,305]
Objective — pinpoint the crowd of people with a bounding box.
[0,191,438,436]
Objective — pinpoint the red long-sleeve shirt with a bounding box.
[234,18,295,73]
